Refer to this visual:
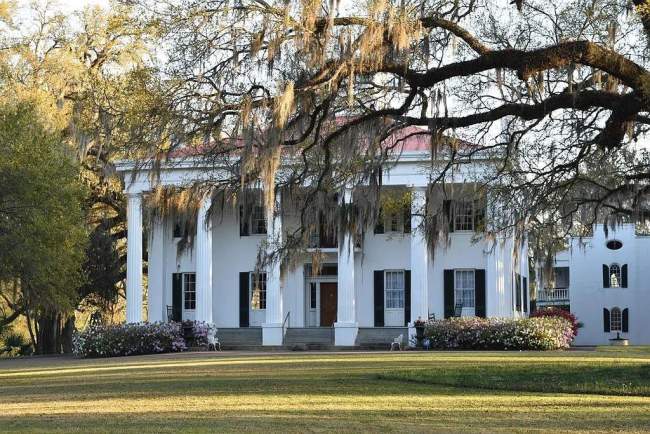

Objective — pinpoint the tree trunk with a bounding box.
[61,316,75,353]
[36,313,60,354]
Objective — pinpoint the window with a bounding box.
[606,240,623,250]
[609,263,621,288]
[250,205,267,234]
[183,273,196,310]
[454,201,475,231]
[387,211,404,233]
[553,267,570,289]
[250,272,267,310]
[310,282,317,310]
[455,270,475,308]
[384,270,405,309]
[610,307,622,331]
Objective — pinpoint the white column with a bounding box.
[195,195,213,324]
[408,187,428,343]
[263,191,283,345]
[334,187,358,346]
[485,238,499,317]
[148,215,164,322]
[126,192,143,323]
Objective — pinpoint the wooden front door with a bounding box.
[320,282,338,327]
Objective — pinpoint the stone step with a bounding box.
[357,327,408,345]
[284,327,334,345]
[216,328,263,345]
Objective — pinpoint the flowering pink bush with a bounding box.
[531,307,579,337]
[423,317,574,350]
[73,322,187,358]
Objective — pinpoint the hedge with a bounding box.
[73,322,187,358]
[423,317,574,350]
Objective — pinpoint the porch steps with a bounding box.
[357,327,408,349]
[214,327,409,350]
[284,327,334,348]
[216,328,262,350]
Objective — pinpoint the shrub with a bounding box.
[531,307,580,337]
[423,317,574,350]
[73,322,187,358]
[1,331,33,357]
[181,320,215,348]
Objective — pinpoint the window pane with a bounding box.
[610,264,621,288]
[251,206,267,234]
[250,272,267,310]
[310,283,317,309]
[385,271,404,309]
[454,201,475,231]
[455,270,475,308]
[611,307,622,331]
[184,273,196,310]
[554,267,570,288]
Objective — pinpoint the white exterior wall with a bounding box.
[565,224,650,345]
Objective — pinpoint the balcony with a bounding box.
[537,288,570,306]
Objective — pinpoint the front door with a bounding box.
[320,282,337,326]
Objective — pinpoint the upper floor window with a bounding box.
[374,204,411,235]
[552,267,570,289]
[454,269,475,308]
[609,263,621,288]
[454,201,475,231]
[606,240,622,250]
[240,205,267,236]
[610,307,622,331]
[384,270,405,309]
[250,272,267,310]
[445,199,485,232]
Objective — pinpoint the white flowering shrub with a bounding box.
[424,317,574,350]
[73,322,187,358]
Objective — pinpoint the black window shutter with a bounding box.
[172,273,182,322]
[602,264,610,288]
[239,272,250,327]
[374,270,384,327]
[603,308,610,332]
[622,308,629,332]
[404,270,411,325]
[239,205,249,236]
[515,273,522,311]
[523,276,528,313]
[443,200,454,232]
[621,264,628,288]
[475,269,486,318]
[403,203,411,233]
[374,208,384,234]
[444,269,454,318]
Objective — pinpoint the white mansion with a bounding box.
[116,132,530,347]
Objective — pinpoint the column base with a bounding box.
[334,322,358,346]
[407,323,417,347]
[262,323,284,346]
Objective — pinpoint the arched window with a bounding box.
[610,307,622,331]
[609,264,621,288]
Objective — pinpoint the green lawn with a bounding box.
[1,348,650,433]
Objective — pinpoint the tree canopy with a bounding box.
[121,0,650,261]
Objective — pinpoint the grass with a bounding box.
[0,348,649,433]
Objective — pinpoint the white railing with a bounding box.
[538,288,570,302]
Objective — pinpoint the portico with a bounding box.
[117,148,527,348]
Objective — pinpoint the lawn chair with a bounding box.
[390,334,403,351]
